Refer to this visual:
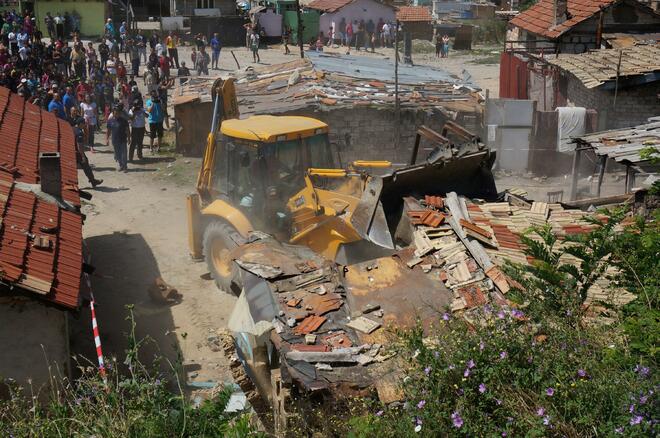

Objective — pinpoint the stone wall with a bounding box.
[566,76,660,130]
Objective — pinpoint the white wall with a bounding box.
[319,0,395,37]
[255,9,283,37]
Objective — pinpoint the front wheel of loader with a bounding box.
[203,221,242,294]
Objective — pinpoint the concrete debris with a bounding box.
[346,316,381,334]
[305,334,317,345]
[315,363,333,371]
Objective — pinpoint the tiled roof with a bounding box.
[0,87,83,309]
[510,0,615,39]
[307,0,354,13]
[547,44,660,88]
[396,6,432,22]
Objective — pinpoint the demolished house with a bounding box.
[215,136,631,424]
[0,87,86,390]
[173,53,482,163]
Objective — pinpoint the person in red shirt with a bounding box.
[158,54,170,79]
[76,80,92,102]
[116,60,127,82]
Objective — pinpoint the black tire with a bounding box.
[202,221,242,294]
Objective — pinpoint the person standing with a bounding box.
[87,42,97,78]
[128,100,146,161]
[282,26,291,55]
[366,19,375,52]
[441,34,450,58]
[106,104,130,171]
[194,45,209,75]
[62,86,77,119]
[345,21,353,48]
[433,31,440,58]
[249,30,260,63]
[210,32,221,70]
[165,31,179,68]
[48,92,66,119]
[177,61,190,85]
[80,93,97,152]
[72,118,103,187]
[44,12,55,40]
[145,91,164,153]
[128,38,140,76]
[136,29,147,63]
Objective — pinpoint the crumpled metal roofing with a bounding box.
[547,44,660,89]
[0,87,83,309]
[572,119,660,167]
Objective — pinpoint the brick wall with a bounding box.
[566,76,660,130]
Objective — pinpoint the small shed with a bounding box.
[397,6,433,41]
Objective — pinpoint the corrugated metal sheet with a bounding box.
[499,52,529,99]
[548,44,660,89]
[0,87,83,309]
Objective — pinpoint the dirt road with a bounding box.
[69,145,235,389]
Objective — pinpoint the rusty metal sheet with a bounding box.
[304,293,343,316]
[344,256,453,343]
[322,331,353,349]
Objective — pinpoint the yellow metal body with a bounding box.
[220,115,329,143]
[188,77,373,262]
[285,172,366,260]
[201,200,255,237]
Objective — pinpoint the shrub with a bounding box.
[348,210,658,437]
[0,308,262,438]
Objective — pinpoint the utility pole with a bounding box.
[294,0,304,58]
[394,20,400,148]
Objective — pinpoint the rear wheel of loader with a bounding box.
[203,221,242,294]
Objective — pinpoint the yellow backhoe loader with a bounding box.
[187,78,496,293]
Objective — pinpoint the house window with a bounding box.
[197,0,215,8]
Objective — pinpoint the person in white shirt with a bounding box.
[128,100,147,161]
[17,31,28,49]
[80,94,98,152]
[106,58,117,79]
[8,31,17,56]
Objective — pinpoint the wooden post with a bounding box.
[596,155,607,198]
[624,165,632,193]
[295,0,305,59]
[569,148,582,201]
[613,49,623,109]
[394,20,400,149]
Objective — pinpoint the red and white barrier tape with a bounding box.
[89,292,107,382]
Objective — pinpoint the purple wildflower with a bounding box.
[442,312,451,321]
[566,309,572,317]
[497,310,506,319]
[464,368,471,377]
[424,366,432,375]
[375,410,384,417]
[543,416,551,426]
[536,407,545,417]
[451,411,464,428]
[635,365,650,377]
[456,388,464,396]
[629,404,635,413]
[448,364,455,370]
[546,387,555,397]
[528,356,533,364]
[577,369,587,378]
[416,417,423,425]
[499,351,508,360]
[502,433,507,437]
[479,383,487,394]
[630,415,643,426]
[615,427,624,434]
[467,359,476,369]
[479,341,485,351]
[639,395,648,405]
[511,309,524,318]
[434,351,440,358]
[417,400,426,409]
[496,399,502,405]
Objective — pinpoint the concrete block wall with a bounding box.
[567,77,660,130]
[0,298,70,399]
[283,106,456,165]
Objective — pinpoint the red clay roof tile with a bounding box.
[396,6,432,22]
[0,87,82,309]
[510,0,615,39]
